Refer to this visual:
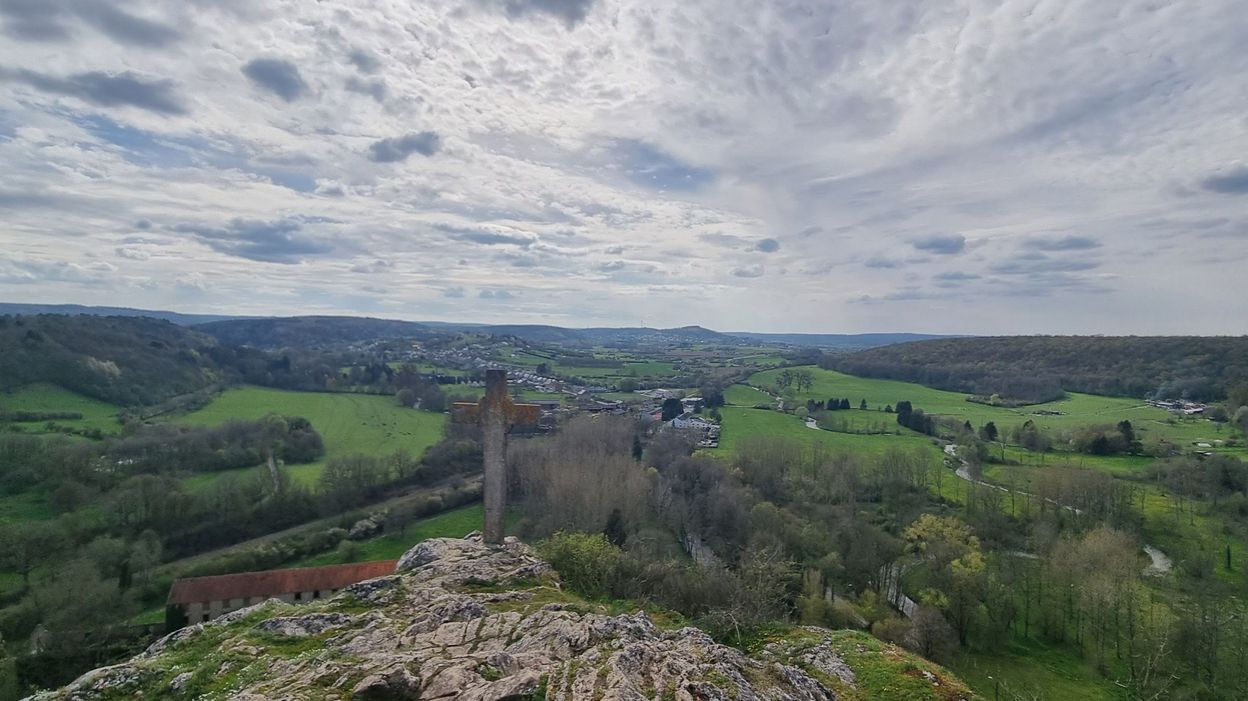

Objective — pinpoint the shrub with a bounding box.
[537,532,621,599]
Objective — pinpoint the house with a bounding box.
[670,413,716,431]
[681,397,704,412]
[165,560,397,630]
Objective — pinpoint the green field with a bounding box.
[751,367,1243,453]
[951,637,1124,701]
[724,384,773,406]
[0,383,121,434]
[715,407,939,458]
[175,387,448,488]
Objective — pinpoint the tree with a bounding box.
[909,606,958,662]
[979,421,998,443]
[1234,405,1248,435]
[604,508,628,547]
[661,397,683,421]
[618,378,638,393]
[0,521,65,589]
[396,387,416,407]
[859,399,868,410]
[839,398,851,410]
[884,404,893,413]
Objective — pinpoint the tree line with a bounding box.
[831,335,1248,402]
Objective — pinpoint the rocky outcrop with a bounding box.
[24,534,975,701]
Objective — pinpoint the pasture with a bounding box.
[175,387,447,488]
[723,384,773,406]
[0,383,120,434]
[749,367,1243,453]
[715,406,939,458]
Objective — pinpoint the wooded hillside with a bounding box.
[0,315,222,406]
[833,335,1248,401]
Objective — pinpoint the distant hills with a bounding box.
[730,331,955,350]
[0,303,947,350]
[0,302,246,325]
[836,335,1248,401]
[0,314,223,405]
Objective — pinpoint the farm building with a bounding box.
[165,559,397,630]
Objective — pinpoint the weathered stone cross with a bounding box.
[452,369,540,544]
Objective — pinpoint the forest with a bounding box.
[833,336,1248,402]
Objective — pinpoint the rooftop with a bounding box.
[167,559,397,605]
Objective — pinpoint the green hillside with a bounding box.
[0,383,121,434]
[176,386,447,487]
[750,366,1242,455]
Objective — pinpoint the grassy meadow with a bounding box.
[750,367,1243,455]
[0,382,121,434]
[175,386,448,489]
[723,384,774,406]
[714,406,939,459]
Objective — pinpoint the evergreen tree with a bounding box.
[604,508,628,547]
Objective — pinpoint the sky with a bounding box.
[1,0,1246,335]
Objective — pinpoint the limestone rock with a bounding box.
[23,537,974,701]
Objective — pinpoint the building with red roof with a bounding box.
[165,559,397,630]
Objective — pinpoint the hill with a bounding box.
[26,536,976,701]
[200,316,737,349]
[3,305,942,352]
[197,315,439,349]
[835,335,1248,402]
[731,331,957,350]
[0,314,223,406]
[0,303,246,325]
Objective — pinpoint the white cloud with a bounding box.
[0,0,1246,333]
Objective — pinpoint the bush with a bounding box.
[537,532,621,599]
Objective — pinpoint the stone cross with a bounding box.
[452,369,540,544]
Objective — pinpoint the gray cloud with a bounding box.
[173,218,334,264]
[0,0,70,40]
[479,288,514,299]
[864,256,902,269]
[755,238,780,253]
[346,76,386,102]
[1202,167,1248,194]
[348,48,381,74]
[934,271,979,282]
[912,234,966,255]
[368,132,441,162]
[435,224,534,247]
[501,0,596,27]
[242,58,307,102]
[0,0,178,46]
[349,259,393,274]
[697,232,747,248]
[443,287,465,298]
[73,1,179,47]
[0,67,186,114]
[991,255,1100,275]
[1022,235,1101,251]
[732,265,764,278]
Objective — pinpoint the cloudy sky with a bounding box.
[1,0,1246,334]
